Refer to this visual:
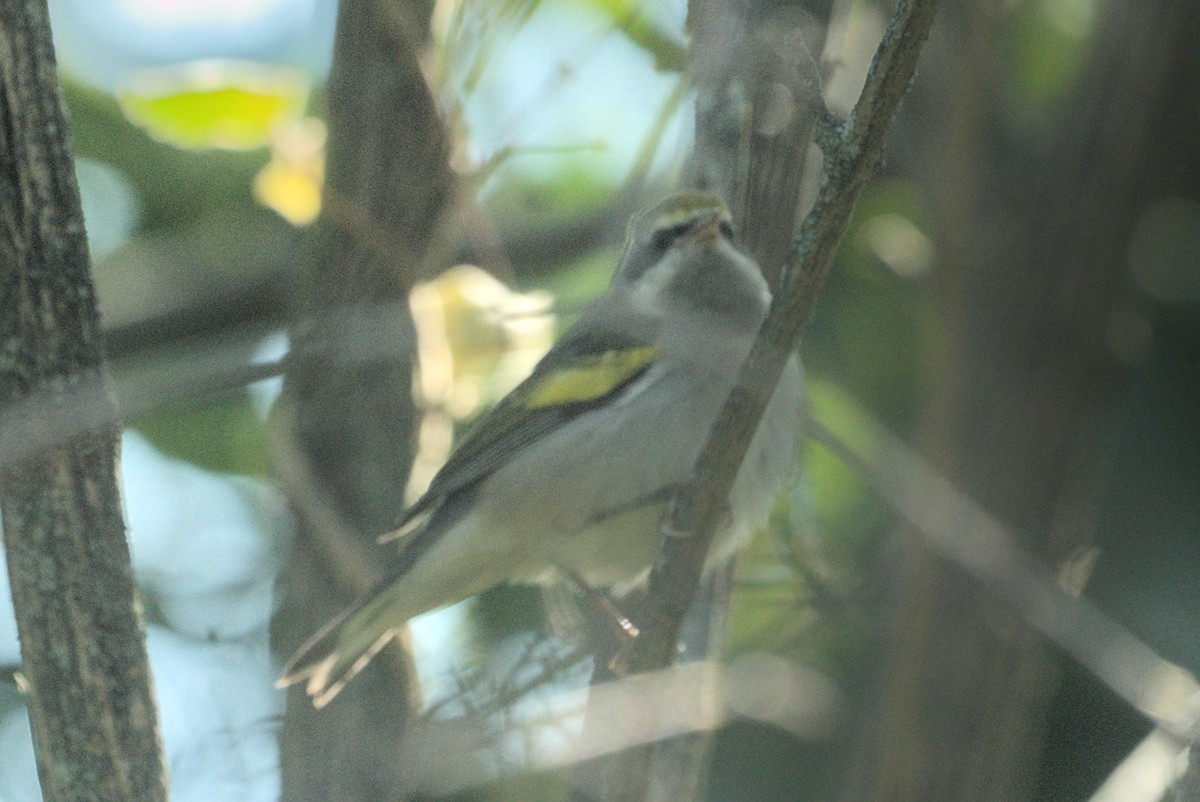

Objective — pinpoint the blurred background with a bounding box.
[1,0,1198,800]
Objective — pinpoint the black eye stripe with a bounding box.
[649,214,733,250]
[651,221,692,250]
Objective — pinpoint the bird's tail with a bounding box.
[276,582,408,708]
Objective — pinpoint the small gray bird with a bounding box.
[279,191,804,707]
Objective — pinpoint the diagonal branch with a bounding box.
[585,3,936,799]
[803,414,1200,739]
[626,0,938,675]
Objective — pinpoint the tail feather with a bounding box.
[279,495,481,706]
[277,589,406,708]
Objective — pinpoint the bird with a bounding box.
[278,191,804,707]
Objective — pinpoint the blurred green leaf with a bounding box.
[524,246,619,320]
[803,379,880,537]
[1005,0,1093,116]
[730,378,887,675]
[65,81,268,232]
[806,179,931,431]
[133,391,270,478]
[118,60,308,151]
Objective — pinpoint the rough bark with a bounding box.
[0,2,166,800]
[691,0,834,287]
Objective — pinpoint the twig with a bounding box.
[626,0,938,675]
[423,639,589,722]
[589,3,935,799]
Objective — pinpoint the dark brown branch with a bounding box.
[0,3,166,800]
[581,3,838,799]
[627,0,937,675]
[587,2,935,798]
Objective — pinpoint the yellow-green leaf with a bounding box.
[118,59,309,151]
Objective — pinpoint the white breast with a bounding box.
[474,350,804,588]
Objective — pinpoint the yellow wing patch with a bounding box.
[520,346,657,408]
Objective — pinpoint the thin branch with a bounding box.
[587,3,934,798]
[625,0,938,674]
[0,299,413,472]
[592,4,836,798]
[401,655,838,798]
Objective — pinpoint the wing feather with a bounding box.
[395,319,657,528]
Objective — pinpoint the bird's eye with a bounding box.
[651,222,690,251]
[719,220,735,240]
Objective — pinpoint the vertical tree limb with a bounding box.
[271,0,456,798]
[0,3,167,800]
[691,0,833,287]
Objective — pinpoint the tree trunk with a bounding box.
[0,2,166,800]
[271,0,456,799]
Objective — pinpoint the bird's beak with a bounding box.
[694,214,723,245]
